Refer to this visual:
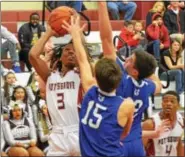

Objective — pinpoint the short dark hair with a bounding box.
[124,21,134,27]
[134,49,157,80]
[162,90,180,103]
[30,12,40,20]
[95,58,122,93]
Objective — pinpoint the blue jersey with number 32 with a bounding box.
[116,57,156,141]
[80,86,125,157]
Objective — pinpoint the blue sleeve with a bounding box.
[145,79,156,96]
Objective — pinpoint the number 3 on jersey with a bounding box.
[81,101,107,129]
[57,93,65,109]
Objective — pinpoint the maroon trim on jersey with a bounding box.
[177,119,184,129]
[146,139,155,156]
[77,83,84,112]
[151,117,156,130]
[146,117,156,156]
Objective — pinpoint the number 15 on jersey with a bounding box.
[81,101,107,129]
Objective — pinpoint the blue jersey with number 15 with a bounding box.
[116,57,156,141]
[79,86,125,157]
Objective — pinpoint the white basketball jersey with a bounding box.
[46,70,80,128]
[152,112,184,156]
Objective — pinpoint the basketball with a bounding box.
[48,6,73,36]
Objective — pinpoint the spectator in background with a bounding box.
[37,100,52,155]
[134,21,148,50]
[18,12,45,71]
[146,13,170,62]
[3,102,44,156]
[164,1,185,10]
[107,1,137,21]
[46,1,83,12]
[1,70,18,114]
[1,115,8,157]
[11,86,33,120]
[117,21,141,51]
[26,71,40,105]
[146,1,166,28]
[160,38,184,95]
[1,25,22,73]
[163,1,185,42]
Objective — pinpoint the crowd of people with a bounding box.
[1,1,184,157]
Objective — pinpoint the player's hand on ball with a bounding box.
[46,25,59,37]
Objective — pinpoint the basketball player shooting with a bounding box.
[29,10,82,155]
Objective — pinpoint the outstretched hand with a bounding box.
[61,15,86,35]
[156,119,171,137]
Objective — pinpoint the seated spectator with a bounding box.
[163,1,185,42]
[11,86,33,120]
[107,1,137,21]
[46,1,83,12]
[160,38,184,94]
[1,25,22,73]
[134,21,148,50]
[18,12,45,71]
[146,13,170,62]
[3,102,44,156]
[146,1,166,28]
[1,115,8,157]
[26,71,40,105]
[117,21,141,51]
[37,100,52,154]
[1,70,18,114]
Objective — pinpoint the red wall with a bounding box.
[134,1,155,20]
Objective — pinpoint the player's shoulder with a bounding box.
[128,77,150,88]
[67,69,80,78]
[84,85,97,96]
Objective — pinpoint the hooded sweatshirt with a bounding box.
[146,13,170,49]
[117,27,140,50]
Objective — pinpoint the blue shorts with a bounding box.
[122,138,146,157]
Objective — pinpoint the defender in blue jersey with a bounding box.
[62,10,135,156]
[116,54,160,156]
[97,2,162,156]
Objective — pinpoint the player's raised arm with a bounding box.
[62,16,96,93]
[29,27,55,83]
[148,73,162,94]
[98,2,117,60]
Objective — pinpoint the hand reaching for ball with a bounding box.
[62,15,86,36]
